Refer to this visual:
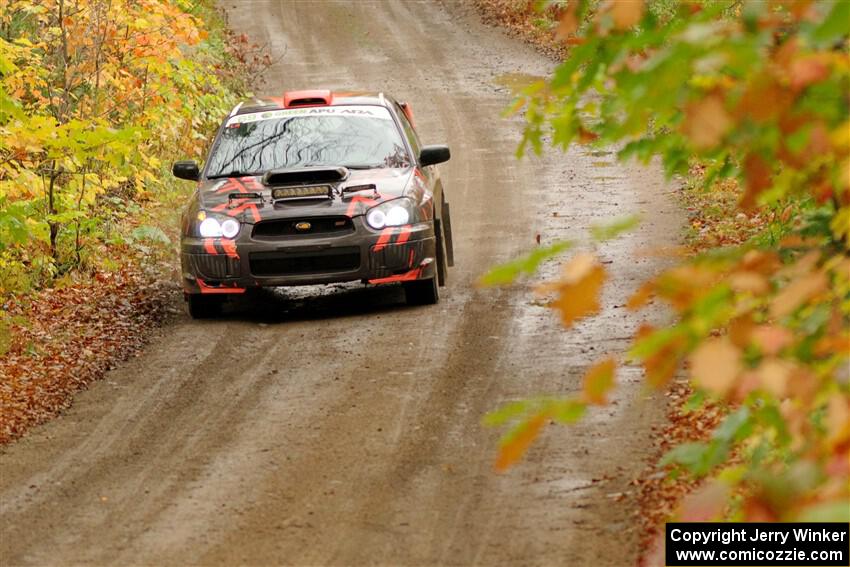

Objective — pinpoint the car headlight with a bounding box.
[366,198,415,229]
[195,212,241,238]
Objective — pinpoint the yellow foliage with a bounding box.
[0,0,243,293]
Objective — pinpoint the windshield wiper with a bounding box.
[207,170,257,179]
[341,164,385,170]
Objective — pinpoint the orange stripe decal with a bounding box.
[373,228,392,252]
[211,195,260,222]
[203,238,218,255]
[346,195,379,217]
[226,201,261,222]
[197,279,246,294]
[368,267,422,285]
[396,227,412,245]
[221,239,239,259]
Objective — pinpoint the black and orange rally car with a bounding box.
[172,90,453,318]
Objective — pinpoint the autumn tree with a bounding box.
[0,0,257,292]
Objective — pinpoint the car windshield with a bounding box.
[206,105,410,177]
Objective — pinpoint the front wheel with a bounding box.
[187,294,223,319]
[404,276,439,306]
[435,217,448,287]
[442,201,454,267]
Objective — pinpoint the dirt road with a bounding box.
[0,2,682,565]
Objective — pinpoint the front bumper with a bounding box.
[180,217,437,294]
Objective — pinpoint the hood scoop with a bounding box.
[262,167,349,187]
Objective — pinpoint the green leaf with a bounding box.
[628,325,684,359]
[809,1,850,45]
[682,389,706,413]
[754,404,790,447]
[478,240,573,287]
[660,442,711,474]
[551,398,586,423]
[483,400,532,427]
[712,407,751,444]
[590,214,641,241]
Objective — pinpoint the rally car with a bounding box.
[172,90,453,319]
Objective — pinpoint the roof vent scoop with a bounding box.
[263,167,349,186]
[284,90,333,108]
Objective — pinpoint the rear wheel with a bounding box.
[404,275,439,305]
[187,294,223,319]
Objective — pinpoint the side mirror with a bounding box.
[172,160,200,181]
[419,145,450,167]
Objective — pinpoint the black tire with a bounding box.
[404,276,439,305]
[442,201,454,267]
[435,217,448,287]
[244,286,265,302]
[187,294,223,319]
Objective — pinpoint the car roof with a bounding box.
[230,90,399,117]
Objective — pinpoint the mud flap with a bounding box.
[442,201,454,267]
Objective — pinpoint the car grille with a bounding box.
[249,247,361,276]
[185,254,240,279]
[252,216,354,239]
[371,242,411,271]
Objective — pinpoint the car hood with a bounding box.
[195,167,415,223]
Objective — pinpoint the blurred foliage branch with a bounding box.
[483,0,849,528]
